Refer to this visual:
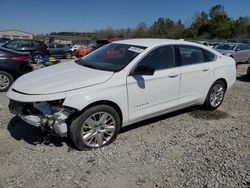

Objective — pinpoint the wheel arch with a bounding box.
[215,78,228,91]
[67,100,123,126]
[0,69,14,78]
[32,52,44,57]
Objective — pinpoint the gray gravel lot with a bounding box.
[0,64,249,188]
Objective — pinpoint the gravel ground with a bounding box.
[0,64,249,188]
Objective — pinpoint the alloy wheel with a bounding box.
[81,112,116,148]
[209,83,224,108]
[0,74,10,90]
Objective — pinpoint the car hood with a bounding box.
[214,49,234,54]
[11,61,113,95]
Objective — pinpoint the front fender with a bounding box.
[63,84,128,125]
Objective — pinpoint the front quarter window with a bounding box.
[77,43,146,72]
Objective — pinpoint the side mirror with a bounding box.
[235,48,241,52]
[131,65,155,76]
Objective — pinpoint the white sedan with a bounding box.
[214,43,250,63]
[7,39,236,150]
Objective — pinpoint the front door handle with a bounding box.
[168,72,178,78]
[202,67,209,71]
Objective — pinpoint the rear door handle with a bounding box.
[202,67,209,71]
[168,72,178,78]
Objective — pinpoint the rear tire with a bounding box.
[204,80,226,110]
[0,71,14,92]
[69,105,121,151]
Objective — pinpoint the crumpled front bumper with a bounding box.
[8,100,75,137]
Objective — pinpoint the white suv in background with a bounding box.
[7,39,236,150]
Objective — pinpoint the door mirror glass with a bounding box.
[131,65,155,76]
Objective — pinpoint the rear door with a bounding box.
[177,45,216,106]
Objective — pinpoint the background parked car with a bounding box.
[2,39,49,64]
[0,47,33,91]
[207,41,223,48]
[214,43,250,63]
[76,39,125,58]
[76,40,111,58]
[227,39,250,46]
[48,43,73,59]
[70,44,84,52]
[0,37,10,46]
[194,41,213,48]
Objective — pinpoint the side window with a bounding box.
[179,45,213,65]
[21,40,34,48]
[4,40,21,49]
[235,44,249,51]
[136,46,175,71]
[57,44,65,48]
[241,44,250,50]
[235,45,242,51]
[33,41,42,47]
[47,44,55,48]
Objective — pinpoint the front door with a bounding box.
[127,45,180,122]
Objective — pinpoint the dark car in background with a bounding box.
[0,38,10,46]
[0,47,33,91]
[48,43,73,59]
[2,39,49,63]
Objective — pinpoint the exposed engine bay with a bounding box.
[9,99,76,137]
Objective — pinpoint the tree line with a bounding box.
[49,4,250,40]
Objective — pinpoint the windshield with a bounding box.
[77,43,146,72]
[215,44,235,50]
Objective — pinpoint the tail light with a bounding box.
[12,55,31,63]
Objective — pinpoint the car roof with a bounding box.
[220,42,245,45]
[113,38,204,48]
[10,39,42,42]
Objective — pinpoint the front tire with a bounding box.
[0,71,14,92]
[69,105,121,150]
[204,80,226,110]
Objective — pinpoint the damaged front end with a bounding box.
[9,99,76,137]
